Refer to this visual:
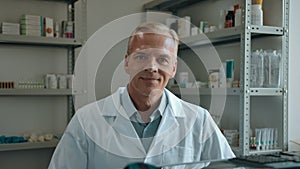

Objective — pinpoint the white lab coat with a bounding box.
[48,87,235,169]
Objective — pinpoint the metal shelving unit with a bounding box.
[240,0,289,156]
[0,0,86,152]
[144,0,289,156]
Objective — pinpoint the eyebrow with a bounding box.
[132,51,173,58]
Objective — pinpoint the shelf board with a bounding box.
[231,146,282,156]
[44,0,79,4]
[179,25,284,48]
[0,88,79,96]
[250,25,284,35]
[250,88,283,96]
[0,34,82,47]
[144,0,203,11]
[249,148,282,155]
[179,26,242,48]
[169,87,283,96]
[169,87,240,96]
[0,139,59,152]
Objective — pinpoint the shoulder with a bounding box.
[73,87,125,125]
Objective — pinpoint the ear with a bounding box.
[170,61,177,78]
[124,54,130,74]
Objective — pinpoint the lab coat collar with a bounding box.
[164,88,185,118]
[121,86,167,123]
[98,87,192,157]
[100,87,186,118]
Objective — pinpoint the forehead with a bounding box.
[130,33,177,52]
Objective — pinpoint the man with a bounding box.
[48,22,235,169]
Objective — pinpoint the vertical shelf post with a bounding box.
[282,0,289,151]
[67,2,75,121]
[239,0,252,156]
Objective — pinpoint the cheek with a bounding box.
[126,62,143,77]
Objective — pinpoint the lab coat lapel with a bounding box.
[146,106,180,156]
[112,107,139,138]
[101,88,147,156]
[146,89,193,158]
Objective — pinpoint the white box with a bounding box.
[1,22,20,27]
[44,17,53,37]
[21,19,42,26]
[21,24,41,30]
[22,14,41,21]
[21,29,41,36]
[191,27,198,36]
[1,30,20,35]
[178,16,191,38]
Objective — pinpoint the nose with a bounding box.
[144,56,158,72]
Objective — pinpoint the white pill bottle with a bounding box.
[251,2,263,26]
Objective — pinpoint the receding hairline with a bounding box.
[127,22,179,55]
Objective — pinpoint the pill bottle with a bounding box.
[225,7,235,28]
[251,4,263,26]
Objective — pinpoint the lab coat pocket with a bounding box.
[162,145,194,165]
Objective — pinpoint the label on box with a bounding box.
[44,17,53,37]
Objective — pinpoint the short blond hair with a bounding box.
[127,22,179,55]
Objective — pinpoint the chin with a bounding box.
[141,87,164,96]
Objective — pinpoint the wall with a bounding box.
[288,0,300,151]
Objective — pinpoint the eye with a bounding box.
[133,53,147,60]
[157,55,170,65]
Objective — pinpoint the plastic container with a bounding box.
[250,50,264,87]
[235,8,242,27]
[57,74,67,89]
[263,50,281,88]
[218,9,226,29]
[251,4,263,26]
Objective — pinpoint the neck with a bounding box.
[128,85,163,122]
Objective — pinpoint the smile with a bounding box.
[140,77,160,81]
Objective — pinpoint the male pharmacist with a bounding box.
[48,22,235,169]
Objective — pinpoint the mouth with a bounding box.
[140,76,160,82]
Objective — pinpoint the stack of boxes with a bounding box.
[1,22,20,35]
[1,14,73,38]
[21,14,43,36]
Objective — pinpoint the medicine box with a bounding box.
[21,29,42,36]
[1,22,20,35]
[44,17,54,37]
[22,14,41,20]
[21,14,42,25]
